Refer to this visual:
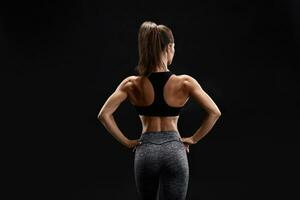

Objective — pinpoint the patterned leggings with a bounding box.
[133,131,189,200]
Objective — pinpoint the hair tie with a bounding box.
[155,25,159,32]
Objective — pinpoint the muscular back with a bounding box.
[126,74,190,133]
[98,71,220,135]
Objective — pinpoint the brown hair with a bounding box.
[135,21,174,76]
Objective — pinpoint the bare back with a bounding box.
[126,74,190,133]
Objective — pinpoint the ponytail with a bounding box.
[135,21,174,76]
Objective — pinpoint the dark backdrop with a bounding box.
[1,0,299,199]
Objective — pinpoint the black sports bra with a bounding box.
[133,70,184,116]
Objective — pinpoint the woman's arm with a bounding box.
[183,75,221,144]
[97,76,134,148]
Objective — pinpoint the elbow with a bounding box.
[214,107,222,117]
[97,112,107,122]
[210,110,221,117]
[215,111,222,117]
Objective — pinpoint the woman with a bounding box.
[97,21,221,200]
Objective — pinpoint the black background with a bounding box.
[1,0,299,199]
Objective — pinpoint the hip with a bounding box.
[133,130,187,154]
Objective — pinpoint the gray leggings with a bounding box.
[133,131,189,200]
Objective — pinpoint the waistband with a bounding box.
[138,130,182,144]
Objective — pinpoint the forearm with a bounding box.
[191,113,221,143]
[98,114,129,147]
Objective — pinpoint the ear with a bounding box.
[166,43,172,53]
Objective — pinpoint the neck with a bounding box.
[153,67,169,72]
[154,62,169,72]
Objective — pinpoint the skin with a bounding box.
[97,42,221,153]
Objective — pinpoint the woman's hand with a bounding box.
[180,136,197,153]
[126,139,142,149]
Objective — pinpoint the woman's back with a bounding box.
[126,70,190,133]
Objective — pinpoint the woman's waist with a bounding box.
[139,117,179,130]
[138,130,182,144]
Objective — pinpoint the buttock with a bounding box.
[133,131,189,176]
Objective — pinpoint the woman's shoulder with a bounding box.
[173,73,195,81]
[172,73,201,89]
[118,74,146,90]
